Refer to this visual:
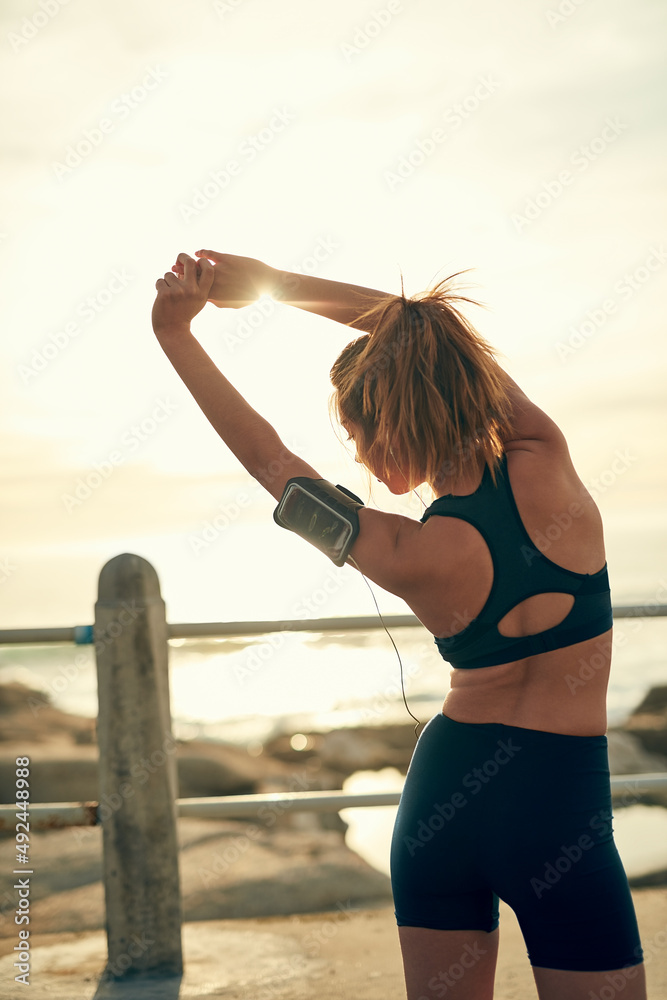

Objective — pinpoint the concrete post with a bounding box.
[94,553,182,977]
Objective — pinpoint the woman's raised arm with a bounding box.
[152,255,436,595]
[173,250,389,331]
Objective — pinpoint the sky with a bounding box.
[1,0,666,630]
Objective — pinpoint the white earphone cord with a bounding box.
[348,555,422,739]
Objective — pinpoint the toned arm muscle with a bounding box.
[269,268,389,330]
[348,507,430,597]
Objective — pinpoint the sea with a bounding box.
[1,618,666,742]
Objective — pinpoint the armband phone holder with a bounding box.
[273,478,364,566]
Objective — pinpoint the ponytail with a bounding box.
[329,276,514,491]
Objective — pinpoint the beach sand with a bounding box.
[1,890,666,999]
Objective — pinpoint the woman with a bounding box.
[153,250,646,1000]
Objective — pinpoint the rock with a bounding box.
[0,818,392,934]
[0,683,40,713]
[317,730,400,773]
[175,740,293,797]
[607,730,667,808]
[179,820,393,923]
[0,755,100,805]
[631,686,667,714]
[612,685,667,808]
[0,682,95,745]
[0,741,297,803]
[264,724,417,778]
[619,684,667,760]
[607,730,667,775]
[0,681,348,833]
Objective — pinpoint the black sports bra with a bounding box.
[420,454,613,669]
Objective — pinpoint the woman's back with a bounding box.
[398,433,612,737]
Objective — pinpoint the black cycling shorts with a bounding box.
[390,713,643,972]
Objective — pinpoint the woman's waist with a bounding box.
[442,647,611,736]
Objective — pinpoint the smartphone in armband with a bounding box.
[273,478,364,567]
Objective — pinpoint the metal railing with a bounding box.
[1,553,666,978]
[3,772,667,834]
[1,604,666,646]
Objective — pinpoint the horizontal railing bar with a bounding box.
[612,604,667,619]
[174,774,667,816]
[610,773,667,791]
[0,616,420,645]
[168,614,421,639]
[2,774,665,829]
[177,789,404,818]
[0,801,99,832]
[0,625,94,645]
[1,605,666,645]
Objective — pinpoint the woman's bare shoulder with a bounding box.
[503,440,605,573]
[502,377,570,455]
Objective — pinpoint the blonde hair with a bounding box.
[329,276,514,491]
